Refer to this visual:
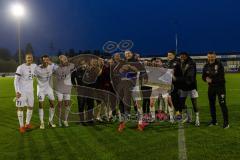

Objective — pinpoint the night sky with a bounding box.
[0,0,240,56]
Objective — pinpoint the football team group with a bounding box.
[14,50,229,133]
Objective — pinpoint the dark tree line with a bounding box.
[0,43,113,73]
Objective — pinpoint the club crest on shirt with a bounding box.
[221,94,225,98]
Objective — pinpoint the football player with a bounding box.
[35,55,56,129]
[53,55,75,127]
[14,53,36,133]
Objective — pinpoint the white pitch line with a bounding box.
[178,122,188,160]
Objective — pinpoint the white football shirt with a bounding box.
[53,63,75,94]
[35,64,54,92]
[15,63,37,93]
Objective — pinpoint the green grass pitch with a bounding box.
[0,74,240,160]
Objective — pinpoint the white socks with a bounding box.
[196,112,199,121]
[39,108,55,124]
[39,108,44,123]
[137,103,143,125]
[150,107,155,119]
[164,98,168,113]
[49,108,55,122]
[168,106,174,121]
[17,110,24,127]
[64,106,70,121]
[26,109,33,125]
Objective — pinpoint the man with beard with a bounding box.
[71,59,99,125]
[176,52,200,126]
[53,55,75,127]
[113,51,147,132]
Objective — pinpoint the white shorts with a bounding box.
[56,91,71,101]
[38,90,55,102]
[150,86,169,99]
[161,93,170,98]
[179,89,199,98]
[16,92,34,107]
[131,86,142,101]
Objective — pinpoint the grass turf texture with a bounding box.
[0,74,240,160]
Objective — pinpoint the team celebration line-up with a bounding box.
[14,50,229,133]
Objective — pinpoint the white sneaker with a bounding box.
[40,122,45,129]
[150,117,155,123]
[96,117,103,122]
[63,121,69,127]
[49,121,56,128]
[195,120,200,127]
[181,117,188,124]
[223,124,230,129]
[195,116,200,127]
[170,118,175,124]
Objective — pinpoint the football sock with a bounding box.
[39,108,44,123]
[49,107,55,122]
[17,110,24,127]
[64,106,70,121]
[26,109,33,125]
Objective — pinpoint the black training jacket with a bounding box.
[176,57,197,91]
[202,60,225,87]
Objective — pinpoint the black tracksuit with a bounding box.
[71,67,95,122]
[177,57,197,91]
[202,60,229,125]
[176,57,198,112]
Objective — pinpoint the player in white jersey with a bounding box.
[53,55,75,127]
[145,58,174,123]
[35,55,56,129]
[14,53,36,133]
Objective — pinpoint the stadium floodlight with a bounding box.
[10,2,26,64]
[11,3,25,18]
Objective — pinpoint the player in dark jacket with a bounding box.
[71,60,97,125]
[164,51,181,119]
[176,52,200,126]
[202,51,229,129]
